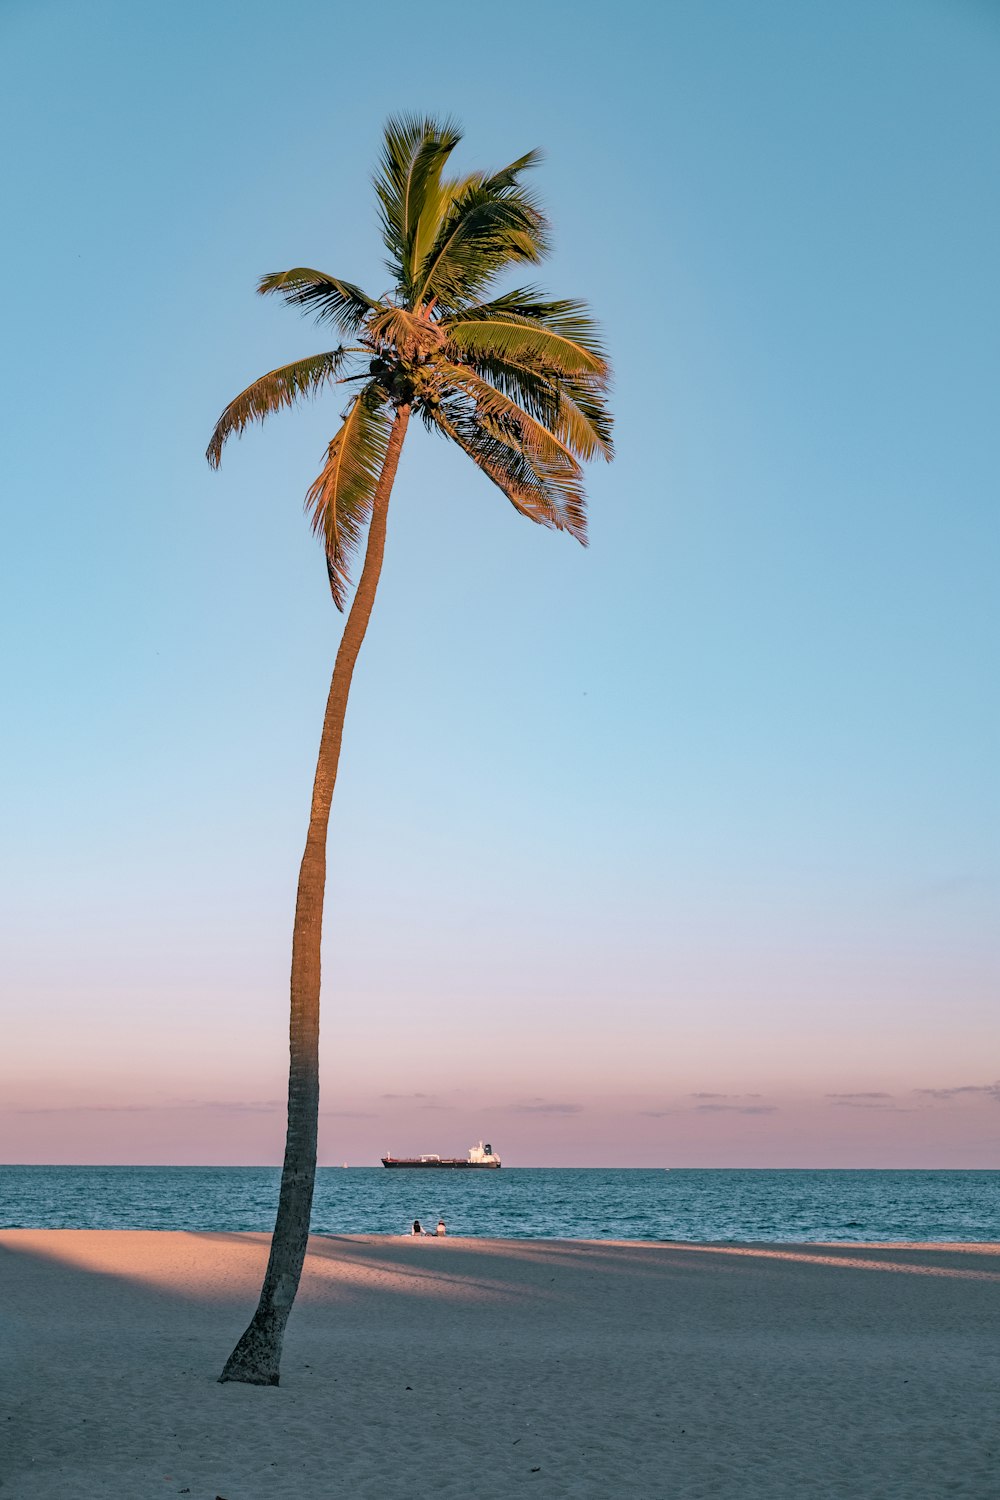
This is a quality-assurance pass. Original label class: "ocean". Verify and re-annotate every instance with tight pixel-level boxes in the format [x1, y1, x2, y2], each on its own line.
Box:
[2, 1166, 997, 1241]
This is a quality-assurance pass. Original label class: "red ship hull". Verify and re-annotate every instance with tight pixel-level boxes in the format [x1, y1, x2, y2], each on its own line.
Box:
[380, 1157, 501, 1169]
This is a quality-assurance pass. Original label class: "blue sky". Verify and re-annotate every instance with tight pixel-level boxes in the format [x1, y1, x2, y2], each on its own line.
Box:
[2, 0, 997, 1165]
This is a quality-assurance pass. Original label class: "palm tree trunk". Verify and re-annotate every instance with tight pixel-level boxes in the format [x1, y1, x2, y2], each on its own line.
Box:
[219, 403, 411, 1386]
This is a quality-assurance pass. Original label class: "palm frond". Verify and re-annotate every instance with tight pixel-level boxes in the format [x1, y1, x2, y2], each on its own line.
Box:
[257, 270, 377, 335]
[444, 295, 607, 376]
[481, 149, 544, 191]
[428, 395, 587, 542]
[434, 362, 585, 477]
[305, 384, 393, 609]
[408, 171, 478, 294]
[374, 115, 461, 289]
[555, 379, 614, 462]
[450, 285, 582, 322]
[445, 286, 611, 454]
[455, 351, 557, 418]
[454, 353, 613, 463]
[413, 176, 549, 311]
[206, 348, 358, 467]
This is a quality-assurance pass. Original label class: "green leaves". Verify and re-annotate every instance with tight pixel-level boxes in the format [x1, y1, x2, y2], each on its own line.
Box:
[431, 402, 588, 543]
[206, 117, 613, 604]
[436, 362, 584, 475]
[439, 285, 612, 469]
[205, 349, 354, 468]
[482, 149, 545, 192]
[372, 116, 549, 311]
[447, 314, 604, 375]
[304, 385, 393, 610]
[445, 288, 607, 374]
[412, 178, 548, 312]
[426, 368, 589, 544]
[555, 379, 614, 462]
[374, 114, 462, 295]
[257, 270, 377, 335]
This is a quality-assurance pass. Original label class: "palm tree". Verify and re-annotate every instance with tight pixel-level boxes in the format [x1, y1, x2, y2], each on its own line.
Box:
[206, 114, 612, 1386]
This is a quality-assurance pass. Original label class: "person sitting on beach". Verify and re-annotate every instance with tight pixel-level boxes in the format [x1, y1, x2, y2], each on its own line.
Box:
[410, 1218, 425, 1235]
[435, 1217, 446, 1236]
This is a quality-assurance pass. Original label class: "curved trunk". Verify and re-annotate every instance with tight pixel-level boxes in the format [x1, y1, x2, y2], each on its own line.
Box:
[220, 403, 411, 1386]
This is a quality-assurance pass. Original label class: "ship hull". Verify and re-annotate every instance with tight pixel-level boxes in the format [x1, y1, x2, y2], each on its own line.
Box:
[380, 1158, 501, 1169]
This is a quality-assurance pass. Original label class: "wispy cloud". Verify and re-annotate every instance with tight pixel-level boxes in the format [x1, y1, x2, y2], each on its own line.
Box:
[811, 1091, 917, 1112]
[914, 1082, 1000, 1102]
[199, 1099, 282, 1114]
[825, 1090, 917, 1112]
[828, 1100, 914, 1112]
[12, 1103, 154, 1115]
[691, 1092, 766, 1101]
[12, 1099, 282, 1115]
[641, 1095, 773, 1117]
[506, 1100, 582, 1115]
[826, 1092, 893, 1101]
[694, 1104, 777, 1115]
[377, 1091, 451, 1111]
[321, 1109, 376, 1119]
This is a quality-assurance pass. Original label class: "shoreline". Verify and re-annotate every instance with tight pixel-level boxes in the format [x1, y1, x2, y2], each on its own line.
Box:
[4, 1230, 998, 1498]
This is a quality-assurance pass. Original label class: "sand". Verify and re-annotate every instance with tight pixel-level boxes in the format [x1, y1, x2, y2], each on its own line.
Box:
[2, 1232, 998, 1498]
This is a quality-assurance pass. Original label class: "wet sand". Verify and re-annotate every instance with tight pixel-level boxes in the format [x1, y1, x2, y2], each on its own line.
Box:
[2, 1230, 997, 1498]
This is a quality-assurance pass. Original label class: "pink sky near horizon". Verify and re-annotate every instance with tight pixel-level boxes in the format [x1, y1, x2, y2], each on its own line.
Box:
[4, 889, 997, 1167]
[5, 1003, 998, 1166]
[3, 1088, 997, 1169]
[5, 868, 996, 1166]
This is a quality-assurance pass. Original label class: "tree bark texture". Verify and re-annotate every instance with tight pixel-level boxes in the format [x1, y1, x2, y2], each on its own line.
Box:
[219, 404, 411, 1385]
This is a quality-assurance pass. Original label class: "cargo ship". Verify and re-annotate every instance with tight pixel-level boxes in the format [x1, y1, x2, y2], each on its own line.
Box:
[381, 1141, 501, 1169]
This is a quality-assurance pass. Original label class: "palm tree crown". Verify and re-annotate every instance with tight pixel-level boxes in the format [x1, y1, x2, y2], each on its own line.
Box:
[207, 113, 612, 608]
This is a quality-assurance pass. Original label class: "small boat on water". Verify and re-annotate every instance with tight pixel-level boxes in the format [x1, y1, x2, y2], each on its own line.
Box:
[381, 1141, 501, 1169]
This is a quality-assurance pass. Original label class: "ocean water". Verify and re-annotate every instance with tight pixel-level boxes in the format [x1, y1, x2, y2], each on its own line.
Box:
[2, 1166, 998, 1241]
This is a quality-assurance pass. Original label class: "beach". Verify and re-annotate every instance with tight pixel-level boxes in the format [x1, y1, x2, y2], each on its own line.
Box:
[3, 1232, 997, 1498]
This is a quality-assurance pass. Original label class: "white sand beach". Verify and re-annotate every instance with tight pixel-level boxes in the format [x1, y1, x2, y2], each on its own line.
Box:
[2, 1231, 998, 1498]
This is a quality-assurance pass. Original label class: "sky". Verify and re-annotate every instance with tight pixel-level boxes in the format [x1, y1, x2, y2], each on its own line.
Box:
[1, 0, 997, 1167]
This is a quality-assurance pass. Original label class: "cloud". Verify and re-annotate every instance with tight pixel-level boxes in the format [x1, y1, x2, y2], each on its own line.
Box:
[637, 1109, 677, 1118]
[506, 1100, 582, 1115]
[827, 1098, 893, 1110]
[12, 1099, 282, 1115]
[321, 1109, 376, 1119]
[828, 1100, 909, 1111]
[197, 1100, 282, 1114]
[11, 1103, 154, 1115]
[914, 1082, 1000, 1102]
[691, 1092, 765, 1101]
[694, 1104, 777, 1115]
[826, 1090, 916, 1112]
[377, 1092, 451, 1111]
[827, 1092, 893, 1104]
